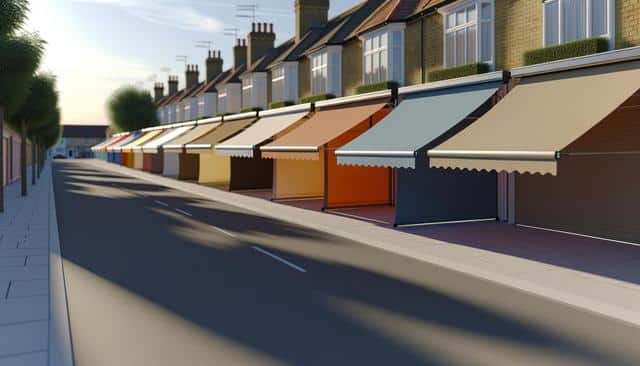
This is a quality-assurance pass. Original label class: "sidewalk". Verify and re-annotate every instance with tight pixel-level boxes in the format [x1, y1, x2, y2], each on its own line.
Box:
[87, 159, 640, 328]
[0, 165, 73, 366]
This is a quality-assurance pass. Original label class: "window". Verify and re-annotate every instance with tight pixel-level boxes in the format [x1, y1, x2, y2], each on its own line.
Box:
[271, 66, 285, 102]
[242, 77, 253, 109]
[441, 0, 493, 68]
[311, 52, 328, 95]
[362, 25, 404, 85]
[543, 0, 612, 46]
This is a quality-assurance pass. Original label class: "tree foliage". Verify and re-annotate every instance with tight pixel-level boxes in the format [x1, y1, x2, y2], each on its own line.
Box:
[0, 0, 29, 37]
[34, 107, 61, 148]
[9, 73, 58, 131]
[107, 87, 158, 132]
[0, 33, 45, 113]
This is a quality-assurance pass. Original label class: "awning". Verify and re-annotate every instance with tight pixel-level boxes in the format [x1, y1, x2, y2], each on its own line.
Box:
[163, 122, 221, 152]
[428, 60, 640, 175]
[91, 135, 121, 151]
[215, 107, 310, 158]
[121, 130, 164, 152]
[184, 117, 257, 153]
[141, 125, 194, 154]
[260, 99, 391, 160]
[336, 77, 503, 169]
[107, 132, 140, 152]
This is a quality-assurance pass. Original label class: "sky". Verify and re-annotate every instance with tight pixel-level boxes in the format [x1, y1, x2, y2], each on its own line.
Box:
[26, 0, 355, 126]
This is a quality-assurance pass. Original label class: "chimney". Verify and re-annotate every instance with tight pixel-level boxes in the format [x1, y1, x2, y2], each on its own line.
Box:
[185, 64, 199, 89]
[295, 0, 329, 42]
[168, 75, 178, 95]
[153, 82, 164, 102]
[206, 50, 223, 82]
[248, 23, 276, 65]
[233, 38, 248, 70]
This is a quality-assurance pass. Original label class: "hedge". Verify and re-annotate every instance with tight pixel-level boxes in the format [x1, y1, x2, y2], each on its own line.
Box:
[240, 107, 263, 113]
[355, 81, 398, 95]
[428, 63, 490, 82]
[523, 37, 609, 66]
[215, 112, 230, 117]
[269, 100, 295, 109]
[300, 93, 335, 104]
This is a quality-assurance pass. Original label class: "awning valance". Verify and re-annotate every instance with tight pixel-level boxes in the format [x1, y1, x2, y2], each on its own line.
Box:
[121, 130, 164, 152]
[215, 110, 310, 158]
[141, 126, 194, 154]
[184, 117, 257, 154]
[260, 100, 391, 160]
[429, 60, 640, 175]
[163, 123, 221, 152]
[336, 79, 503, 169]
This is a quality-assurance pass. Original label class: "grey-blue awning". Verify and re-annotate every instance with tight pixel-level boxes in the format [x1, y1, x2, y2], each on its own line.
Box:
[336, 75, 504, 169]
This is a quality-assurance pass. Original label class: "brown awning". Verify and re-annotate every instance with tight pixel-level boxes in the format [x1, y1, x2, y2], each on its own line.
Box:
[185, 117, 257, 153]
[260, 99, 391, 160]
[163, 122, 221, 152]
[429, 60, 640, 175]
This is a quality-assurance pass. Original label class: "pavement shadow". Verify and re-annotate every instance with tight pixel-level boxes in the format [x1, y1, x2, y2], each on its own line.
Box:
[399, 221, 640, 287]
[51, 161, 640, 366]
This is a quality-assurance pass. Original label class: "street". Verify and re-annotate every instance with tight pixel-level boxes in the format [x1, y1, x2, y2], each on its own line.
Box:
[52, 160, 640, 366]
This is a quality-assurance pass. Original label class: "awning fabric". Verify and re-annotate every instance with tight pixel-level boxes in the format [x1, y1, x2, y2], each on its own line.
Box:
[141, 126, 193, 154]
[429, 60, 640, 175]
[163, 123, 221, 152]
[108, 132, 140, 152]
[121, 130, 164, 152]
[102, 134, 130, 152]
[336, 81, 502, 169]
[261, 101, 390, 160]
[215, 111, 309, 158]
[185, 117, 257, 153]
[91, 135, 120, 151]
[133, 129, 173, 152]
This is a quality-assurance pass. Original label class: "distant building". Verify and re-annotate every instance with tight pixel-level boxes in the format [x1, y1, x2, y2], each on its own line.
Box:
[52, 125, 109, 158]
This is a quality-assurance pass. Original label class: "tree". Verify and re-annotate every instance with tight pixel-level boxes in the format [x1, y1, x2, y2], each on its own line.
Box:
[0, 0, 44, 210]
[32, 107, 60, 176]
[9, 73, 58, 196]
[107, 87, 158, 132]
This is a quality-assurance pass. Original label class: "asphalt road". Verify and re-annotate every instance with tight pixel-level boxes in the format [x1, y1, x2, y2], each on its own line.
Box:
[52, 160, 640, 366]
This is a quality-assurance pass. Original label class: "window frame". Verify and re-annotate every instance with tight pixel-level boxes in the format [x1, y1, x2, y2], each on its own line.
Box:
[542, 0, 615, 48]
[241, 75, 254, 110]
[310, 50, 328, 95]
[271, 65, 285, 103]
[360, 23, 405, 86]
[439, 0, 495, 69]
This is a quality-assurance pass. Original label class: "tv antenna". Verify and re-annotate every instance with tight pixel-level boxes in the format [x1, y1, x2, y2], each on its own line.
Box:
[196, 41, 213, 50]
[224, 27, 240, 40]
[236, 4, 258, 22]
[176, 55, 188, 67]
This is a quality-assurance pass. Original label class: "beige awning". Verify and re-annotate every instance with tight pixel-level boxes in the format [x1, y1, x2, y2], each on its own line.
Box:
[184, 117, 257, 154]
[162, 122, 221, 152]
[121, 130, 164, 152]
[428, 60, 640, 175]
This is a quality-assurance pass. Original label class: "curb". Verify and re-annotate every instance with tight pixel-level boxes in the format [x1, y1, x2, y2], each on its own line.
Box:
[84, 159, 640, 328]
[48, 164, 75, 366]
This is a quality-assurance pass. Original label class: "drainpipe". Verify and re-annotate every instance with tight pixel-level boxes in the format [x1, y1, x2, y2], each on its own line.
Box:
[420, 17, 425, 83]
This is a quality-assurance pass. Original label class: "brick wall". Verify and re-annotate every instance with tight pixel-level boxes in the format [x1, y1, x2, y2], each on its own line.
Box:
[405, 19, 423, 86]
[494, 0, 543, 70]
[617, 0, 640, 48]
[342, 39, 363, 96]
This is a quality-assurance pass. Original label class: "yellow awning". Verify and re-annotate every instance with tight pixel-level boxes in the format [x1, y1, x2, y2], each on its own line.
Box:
[429, 60, 640, 175]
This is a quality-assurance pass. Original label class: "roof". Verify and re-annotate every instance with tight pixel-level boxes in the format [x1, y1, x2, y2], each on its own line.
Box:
[196, 69, 233, 96]
[410, 0, 449, 17]
[244, 38, 296, 75]
[306, 0, 388, 53]
[349, 0, 422, 37]
[216, 65, 247, 88]
[268, 2, 370, 68]
[62, 125, 108, 138]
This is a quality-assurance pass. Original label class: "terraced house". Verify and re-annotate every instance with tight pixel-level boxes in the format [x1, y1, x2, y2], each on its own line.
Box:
[109, 0, 640, 244]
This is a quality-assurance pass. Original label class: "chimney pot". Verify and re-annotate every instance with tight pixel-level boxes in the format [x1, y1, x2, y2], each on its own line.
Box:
[270, 23, 274, 33]
[252, 22, 256, 32]
[263, 22, 268, 33]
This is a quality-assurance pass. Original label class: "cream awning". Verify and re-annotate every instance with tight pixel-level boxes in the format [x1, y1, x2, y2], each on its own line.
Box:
[141, 126, 194, 154]
[429, 60, 640, 175]
[120, 130, 164, 152]
[163, 122, 221, 152]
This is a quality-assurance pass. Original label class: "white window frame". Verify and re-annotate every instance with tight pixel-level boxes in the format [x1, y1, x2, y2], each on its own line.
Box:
[542, 0, 615, 48]
[439, 0, 495, 69]
[360, 23, 405, 86]
[310, 50, 328, 95]
[271, 66, 285, 103]
[309, 46, 342, 97]
[241, 76, 254, 110]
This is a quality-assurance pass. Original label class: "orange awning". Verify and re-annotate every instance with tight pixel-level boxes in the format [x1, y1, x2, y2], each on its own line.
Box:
[261, 99, 391, 160]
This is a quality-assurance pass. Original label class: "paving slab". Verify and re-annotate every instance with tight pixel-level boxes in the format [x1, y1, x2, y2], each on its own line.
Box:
[8, 280, 48, 299]
[0, 321, 48, 357]
[0, 297, 48, 325]
[0, 351, 47, 366]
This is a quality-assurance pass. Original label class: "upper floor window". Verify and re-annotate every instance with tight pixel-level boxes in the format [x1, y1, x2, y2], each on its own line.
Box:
[362, 25, 405, 85]
[441, 0, 494, 68]
[242, 77, 253, 109]
[311, 52, 328, 95]
[543, 0, 612, 47]
[271, 66, 285, 102]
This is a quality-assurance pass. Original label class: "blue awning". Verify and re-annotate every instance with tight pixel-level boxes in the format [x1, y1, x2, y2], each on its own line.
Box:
[336, 76, 504, 169]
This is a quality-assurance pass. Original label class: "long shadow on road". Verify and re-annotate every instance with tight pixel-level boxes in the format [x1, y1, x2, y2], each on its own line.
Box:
[53, 161, 640, 366]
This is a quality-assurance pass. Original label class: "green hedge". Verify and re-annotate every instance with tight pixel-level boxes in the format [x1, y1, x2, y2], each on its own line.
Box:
[215, 112, 230, 117]
[269, 100, 295, 109]
[300, 93, 335, 104]
[428, 63, 490, 82]
[524, 37, 609, 66]
[240, 107, 263, 113]
[355, 81, 399, 95]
